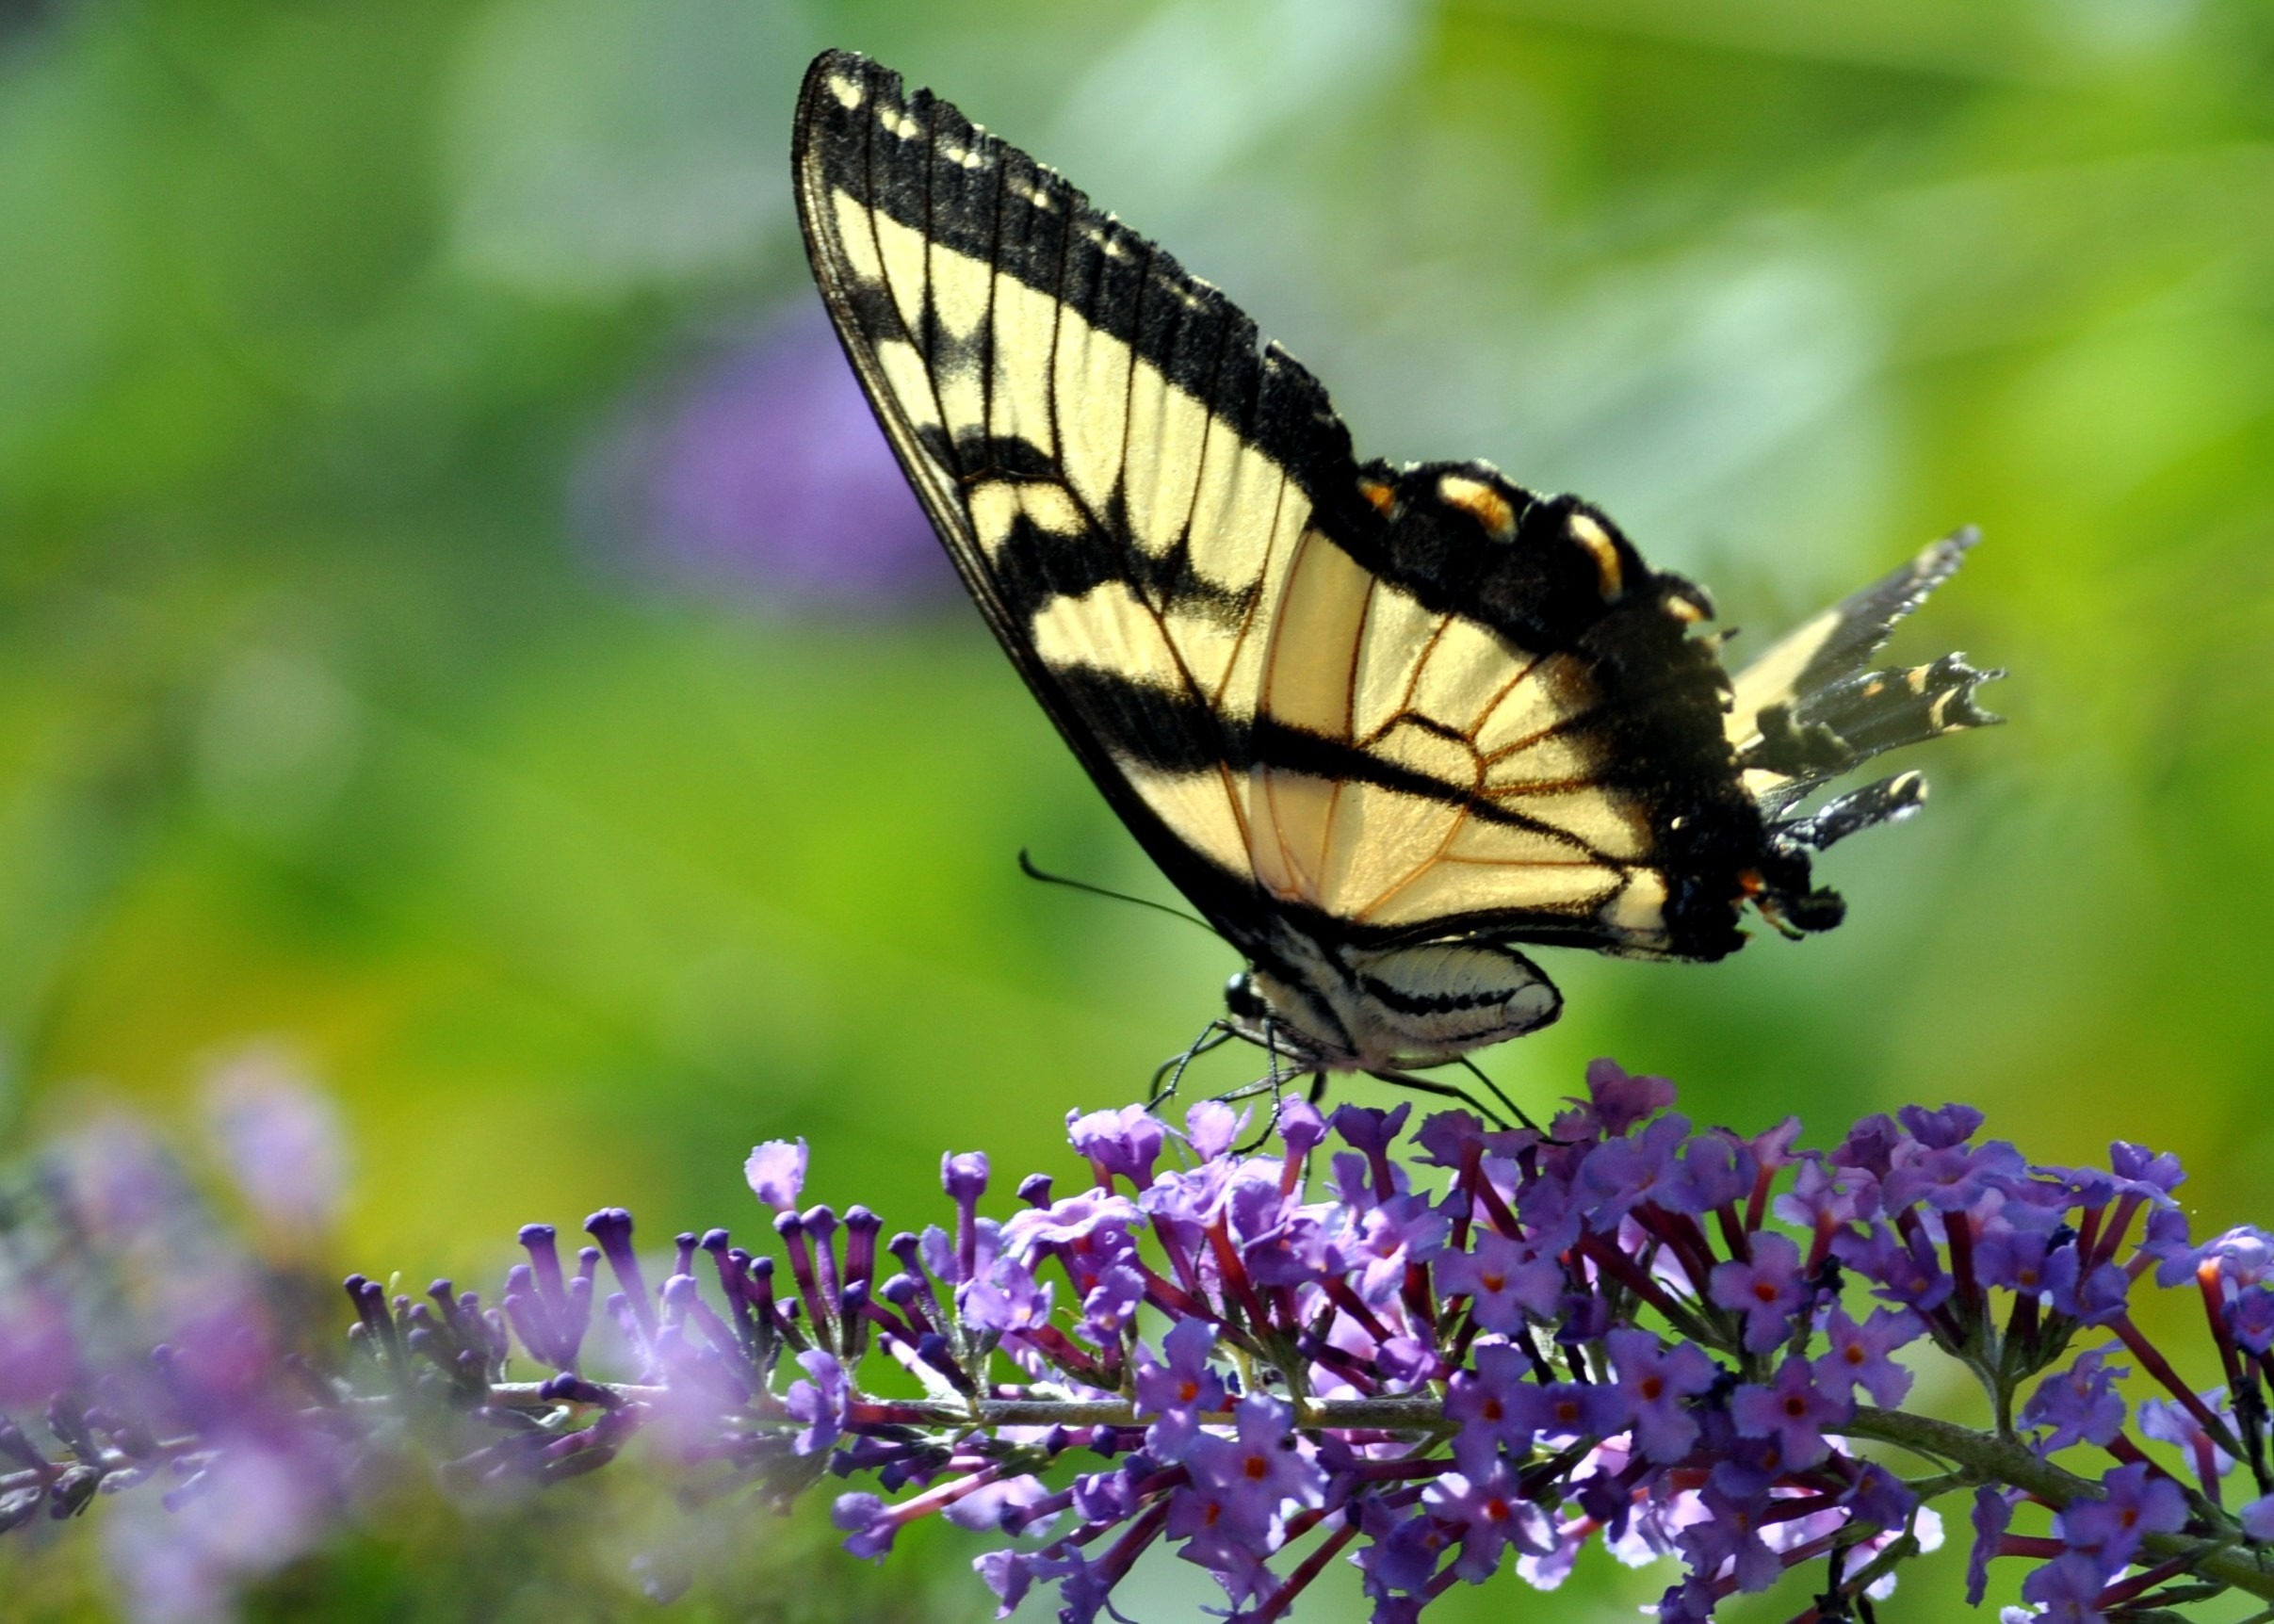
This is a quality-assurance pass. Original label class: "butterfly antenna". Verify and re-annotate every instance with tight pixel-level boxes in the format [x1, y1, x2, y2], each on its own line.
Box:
[1016, 850, 1214, 933]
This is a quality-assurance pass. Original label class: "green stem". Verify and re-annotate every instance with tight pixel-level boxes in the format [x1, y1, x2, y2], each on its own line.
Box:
[1846, 1407, 2274, 1602]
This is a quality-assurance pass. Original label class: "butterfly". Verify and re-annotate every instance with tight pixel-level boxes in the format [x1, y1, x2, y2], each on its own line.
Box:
[792, 48, 2000, 1104]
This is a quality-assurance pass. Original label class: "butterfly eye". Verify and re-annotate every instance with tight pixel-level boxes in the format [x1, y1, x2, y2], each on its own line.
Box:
[1224, 973, 1267, 1022]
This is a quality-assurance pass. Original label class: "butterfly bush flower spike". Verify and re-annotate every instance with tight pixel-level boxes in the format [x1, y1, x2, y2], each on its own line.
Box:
[14, 1057, 2274, 1622]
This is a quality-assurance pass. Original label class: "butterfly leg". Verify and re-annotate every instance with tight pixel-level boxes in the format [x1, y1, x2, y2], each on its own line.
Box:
[1363, 1067, 1514, 1129]
[1218, 1020, 1300, 1154]
[1149, 1020, 1236, 1109]
[1306, 1072, 1328, 1108]
[1454, 1056, 1543, 1135]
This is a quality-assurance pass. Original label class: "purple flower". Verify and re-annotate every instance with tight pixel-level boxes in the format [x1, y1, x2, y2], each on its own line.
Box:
[832, 1491, 897, 1558]
[2228, 1288, 2274, 1355]
[1133, 1317, 1227, 1460]
[941, 1151, 990, 1203]
[1344, 1193, 1449, 1304]
[1065, 1106, 1164, 1189]
[1183, 1393, 1325, 1530]
[1675, 1485, 1781, 1593]
[1332, 1102, 1412, 1160]
[997, 1191, 1141, 1298]
[1422, 1461, 1554, 1583]
[1183, 1099, 1247, 1161]
[1437, 1227, 1564, 1333]
[2139, 1392, 2235, 1482]
[1567, 1057, 1678, 1139]
[1358, 1496, 1454, 1598]
[1070, 1466, 1141, 1524]
[1606, 1328, 1717, 1464]
[1665, 1130, 1757, 1216]
[1880, 1134, 2025, 1214]
[1729, 1356, 1848, 1469]
[1079, 1266, 1144, 1347]
[974, 1547, 1037, 1616]
[2107, 1142, 2185, 1199]
[24, 1055, 2274, 1624]
[1578, 1114, 1690, 1228]
[1974, 1225, 2061, 1296]
[2056, 1462, 2188, 1570]
[1414, 1110, 1486, 1169]
[2144, 1209, 2203, 1287]
[1968, 1486, 2012, 1604]
[1533, 1380, 1632, 1445]
[2199, 1226, 2274, 1289]
[743, 1139, 808, 1213]
[1832, 1221, 1955, 1313]
[942, 1473, 1057, 1535]
[1445, 1344, 1537, 1474]
[1831, 1114, 1904, 1177]
[1748, 1117, 1803, 1175]
[1773, 1155, 1880, 1229]
[2022, 1349, 2130, 1452]
[2239, 1492, 2274, 1540]
[1239, 1208, 1349, 1290]
[1708, 1230, 1809, 1354]
[2043, 1249, 2130, 1324]
[1898, 1103, 1985, 1148]
[958, 1256, 1053, 1337]
[1812, 1305, 1922, 1406]
[1275, 1097, 1329, 1160]
[2020, 1550, 2116, 1619]
[784, 1349, 851, 1454]
[1841, 1460, 1918, 1530]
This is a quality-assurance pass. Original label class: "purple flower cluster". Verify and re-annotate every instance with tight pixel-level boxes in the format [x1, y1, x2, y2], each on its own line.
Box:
[8, 1064, 2274, 1622]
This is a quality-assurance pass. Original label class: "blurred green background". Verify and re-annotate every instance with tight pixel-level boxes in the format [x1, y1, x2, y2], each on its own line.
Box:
[3, 0, 2271, 1617]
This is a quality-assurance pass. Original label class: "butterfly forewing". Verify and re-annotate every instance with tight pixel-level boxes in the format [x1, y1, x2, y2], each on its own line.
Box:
[799, 51, 1357, 940]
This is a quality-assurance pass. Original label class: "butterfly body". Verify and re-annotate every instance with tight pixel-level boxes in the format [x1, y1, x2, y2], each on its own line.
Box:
[792, 50, 2000, 1078]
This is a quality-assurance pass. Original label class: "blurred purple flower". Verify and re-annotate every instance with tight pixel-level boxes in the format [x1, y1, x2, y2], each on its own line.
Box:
[200, 1047, 349, 1234]
[106, 1443, 331, 1624]
[0, 1284, 76, 1412]
[584, 301, 952, 609]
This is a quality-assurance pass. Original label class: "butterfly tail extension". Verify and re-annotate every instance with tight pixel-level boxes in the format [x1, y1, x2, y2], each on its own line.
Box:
[1724, 529, 2003, 937]
[1731, 528, 2003, 816]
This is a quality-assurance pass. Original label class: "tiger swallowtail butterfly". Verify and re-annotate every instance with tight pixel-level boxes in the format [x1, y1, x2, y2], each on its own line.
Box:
[792, 49, 2001, 1098]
